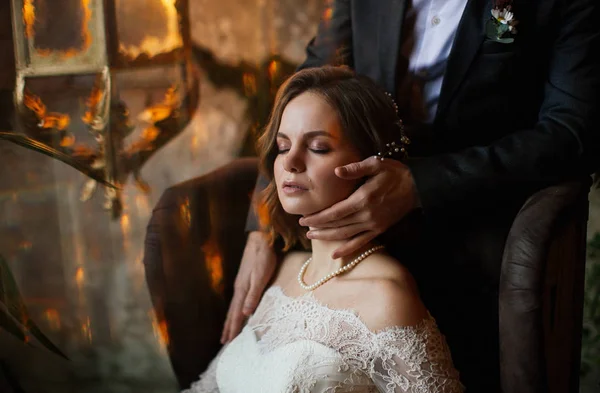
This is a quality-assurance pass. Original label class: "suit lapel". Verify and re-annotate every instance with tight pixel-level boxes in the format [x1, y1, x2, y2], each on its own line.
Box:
[435, 0, 493, 123]
[378, 0, 408, 96]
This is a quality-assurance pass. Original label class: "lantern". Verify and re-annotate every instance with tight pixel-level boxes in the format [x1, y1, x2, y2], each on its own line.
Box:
[9, 0, 199, 217]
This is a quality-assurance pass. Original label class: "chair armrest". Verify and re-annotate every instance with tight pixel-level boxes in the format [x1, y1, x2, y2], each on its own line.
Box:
[499, 178, 591, 393]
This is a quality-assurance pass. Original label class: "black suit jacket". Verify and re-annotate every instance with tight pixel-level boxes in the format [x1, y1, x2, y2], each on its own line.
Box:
[247, 0, 599, 228]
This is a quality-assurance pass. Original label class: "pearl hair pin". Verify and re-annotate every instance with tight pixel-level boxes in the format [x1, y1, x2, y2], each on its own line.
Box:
[378, 92, 410, 161]
[297, 245, 386, 291]
[377, 141, 404, 161]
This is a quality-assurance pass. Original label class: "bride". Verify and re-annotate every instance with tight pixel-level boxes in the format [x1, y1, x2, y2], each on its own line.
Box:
[183, 66, 463, 392]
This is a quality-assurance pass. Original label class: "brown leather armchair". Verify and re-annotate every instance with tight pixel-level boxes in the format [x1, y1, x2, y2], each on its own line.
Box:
[143, 157, 589, 393]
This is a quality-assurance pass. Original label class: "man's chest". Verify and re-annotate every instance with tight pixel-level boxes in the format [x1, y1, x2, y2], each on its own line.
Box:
[350, 0, 555, 115]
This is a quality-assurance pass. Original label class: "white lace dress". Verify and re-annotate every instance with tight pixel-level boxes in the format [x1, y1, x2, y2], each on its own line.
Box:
[183, 286, 463, 393]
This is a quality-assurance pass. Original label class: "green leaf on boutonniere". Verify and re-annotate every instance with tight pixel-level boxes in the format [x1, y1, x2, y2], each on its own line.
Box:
[486, 19, 500, 39]
[485, 19, 515, 43]
[496, 37, 515, 44]
[498, 23, 510, 35]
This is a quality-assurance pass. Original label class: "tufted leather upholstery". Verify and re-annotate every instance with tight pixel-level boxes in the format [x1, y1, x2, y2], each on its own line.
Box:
[143, 158, 589, 392]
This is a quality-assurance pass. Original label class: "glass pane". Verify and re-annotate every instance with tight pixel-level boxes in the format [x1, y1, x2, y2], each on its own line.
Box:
[114, 0, 184, 67]
[30, 0, 90, 55]
[11, 0, 107, 75]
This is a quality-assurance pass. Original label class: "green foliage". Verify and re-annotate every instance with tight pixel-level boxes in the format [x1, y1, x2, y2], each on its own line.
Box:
[582, 233, 600, 377]
[485, 19, 515, 44]
[0, 254, 68, 360]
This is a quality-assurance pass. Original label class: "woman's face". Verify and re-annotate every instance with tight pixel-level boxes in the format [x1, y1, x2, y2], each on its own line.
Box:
[274, 92, 363, 216]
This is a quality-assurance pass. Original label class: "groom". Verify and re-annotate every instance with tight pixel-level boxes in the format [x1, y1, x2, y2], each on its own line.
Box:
[222, 0, 599, 390]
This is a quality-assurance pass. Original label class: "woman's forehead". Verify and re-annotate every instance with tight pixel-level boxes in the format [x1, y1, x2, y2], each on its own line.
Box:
[279, 92, 342, 138]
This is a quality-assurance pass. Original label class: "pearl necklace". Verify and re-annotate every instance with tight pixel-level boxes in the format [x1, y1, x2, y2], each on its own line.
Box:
[297, 245, 385, 291]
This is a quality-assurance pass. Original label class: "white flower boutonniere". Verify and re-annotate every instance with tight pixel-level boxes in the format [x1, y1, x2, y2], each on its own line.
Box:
[486, 1, 519, 43]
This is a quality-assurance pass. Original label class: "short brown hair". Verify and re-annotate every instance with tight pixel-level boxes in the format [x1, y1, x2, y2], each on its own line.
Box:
[256, 66, 401, 251]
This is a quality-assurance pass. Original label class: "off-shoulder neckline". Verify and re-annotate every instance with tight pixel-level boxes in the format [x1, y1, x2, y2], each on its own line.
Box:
[262, 285, 436, 337]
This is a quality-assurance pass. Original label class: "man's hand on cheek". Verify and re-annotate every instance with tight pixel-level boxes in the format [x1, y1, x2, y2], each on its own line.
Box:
[298, 156, 421, 258]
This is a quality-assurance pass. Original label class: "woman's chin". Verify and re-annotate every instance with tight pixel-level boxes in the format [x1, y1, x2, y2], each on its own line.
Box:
[281, 203, 320, 217]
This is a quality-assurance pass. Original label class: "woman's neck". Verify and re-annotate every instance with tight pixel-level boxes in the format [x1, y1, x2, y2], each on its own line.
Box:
[304, 236, 380, 280]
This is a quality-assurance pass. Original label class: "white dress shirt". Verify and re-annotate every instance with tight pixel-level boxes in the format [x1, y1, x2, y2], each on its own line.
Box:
[400, 0, 469, 123]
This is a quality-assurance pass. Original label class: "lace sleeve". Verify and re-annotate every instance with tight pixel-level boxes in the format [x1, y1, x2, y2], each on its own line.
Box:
[181, 345, 227, 393]
[369, 317, 464, 393]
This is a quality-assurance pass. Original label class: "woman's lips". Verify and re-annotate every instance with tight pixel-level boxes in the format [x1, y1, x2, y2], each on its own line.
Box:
[282, 181, 308, 194]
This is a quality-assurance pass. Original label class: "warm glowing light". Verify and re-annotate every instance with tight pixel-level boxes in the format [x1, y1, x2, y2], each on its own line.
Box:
[135, 195, 150, 215]
[39, 113, 71, 130]
[323, 6, 333, 22]
[140, 126, 159, 142]
[75, 267, 85, 286]
[138, 87, 178, 124]
[268, 60, 279, 80]
[118, 0, 183, 60]
[23, 92, 47, 117]
[120, 213, 131, 251]
[60, 134, 76, 147]
[44, 308, 61, 330]
[81, 317, 93, 342]
[150, 312, 170, 348]
[81, 0, 93, 53]
[202, 238, 224, 294]
[23, 0, 35, 38]
[120, 214, 130, 234]
[23, 92, 71, 130]
[82, 84, 103, 125]
[243, 72, 257, 96]
[180, 197, 191, 228]
[138, 108, 171, 124]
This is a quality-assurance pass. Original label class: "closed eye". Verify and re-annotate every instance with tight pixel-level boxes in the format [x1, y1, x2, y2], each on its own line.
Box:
[310, 148, 331, 154]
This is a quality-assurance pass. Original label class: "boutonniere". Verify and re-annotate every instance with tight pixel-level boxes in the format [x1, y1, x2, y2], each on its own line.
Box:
[486, 1, 519, 43]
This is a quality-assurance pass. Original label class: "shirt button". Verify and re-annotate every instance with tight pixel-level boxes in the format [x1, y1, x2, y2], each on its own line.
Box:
[432, 16, 441, 26]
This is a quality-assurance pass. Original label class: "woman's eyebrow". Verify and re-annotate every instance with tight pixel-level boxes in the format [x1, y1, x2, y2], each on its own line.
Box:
[276, 130, 336, 140]
[305, 130, 335, 139]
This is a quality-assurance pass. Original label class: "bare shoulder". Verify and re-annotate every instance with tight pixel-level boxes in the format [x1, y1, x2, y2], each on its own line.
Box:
[353, 254, 429, 332]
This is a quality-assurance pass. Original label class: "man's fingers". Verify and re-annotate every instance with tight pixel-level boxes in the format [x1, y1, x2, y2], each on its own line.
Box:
[332, 231, 377, 259]
[221, 307, 234, 343]
[307, 223, 367, 241]
[226, 300, 246, 343]
[299, 195, 362, 227]
[301, 211, 363, 229]
[221, 287, 246, 343]
[221, 306, 236, 343]
[243, 280, 266, 316]
[335, 156, 380, 179]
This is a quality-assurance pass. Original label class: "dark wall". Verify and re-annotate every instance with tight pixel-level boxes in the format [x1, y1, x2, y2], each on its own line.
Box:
[0, 2, 15, 91]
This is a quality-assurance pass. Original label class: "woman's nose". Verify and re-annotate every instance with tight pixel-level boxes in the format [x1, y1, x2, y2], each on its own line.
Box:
[283, 149, 306, 173]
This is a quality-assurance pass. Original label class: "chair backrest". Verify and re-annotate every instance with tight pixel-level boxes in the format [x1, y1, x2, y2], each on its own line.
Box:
[143, 158, 259, 389]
